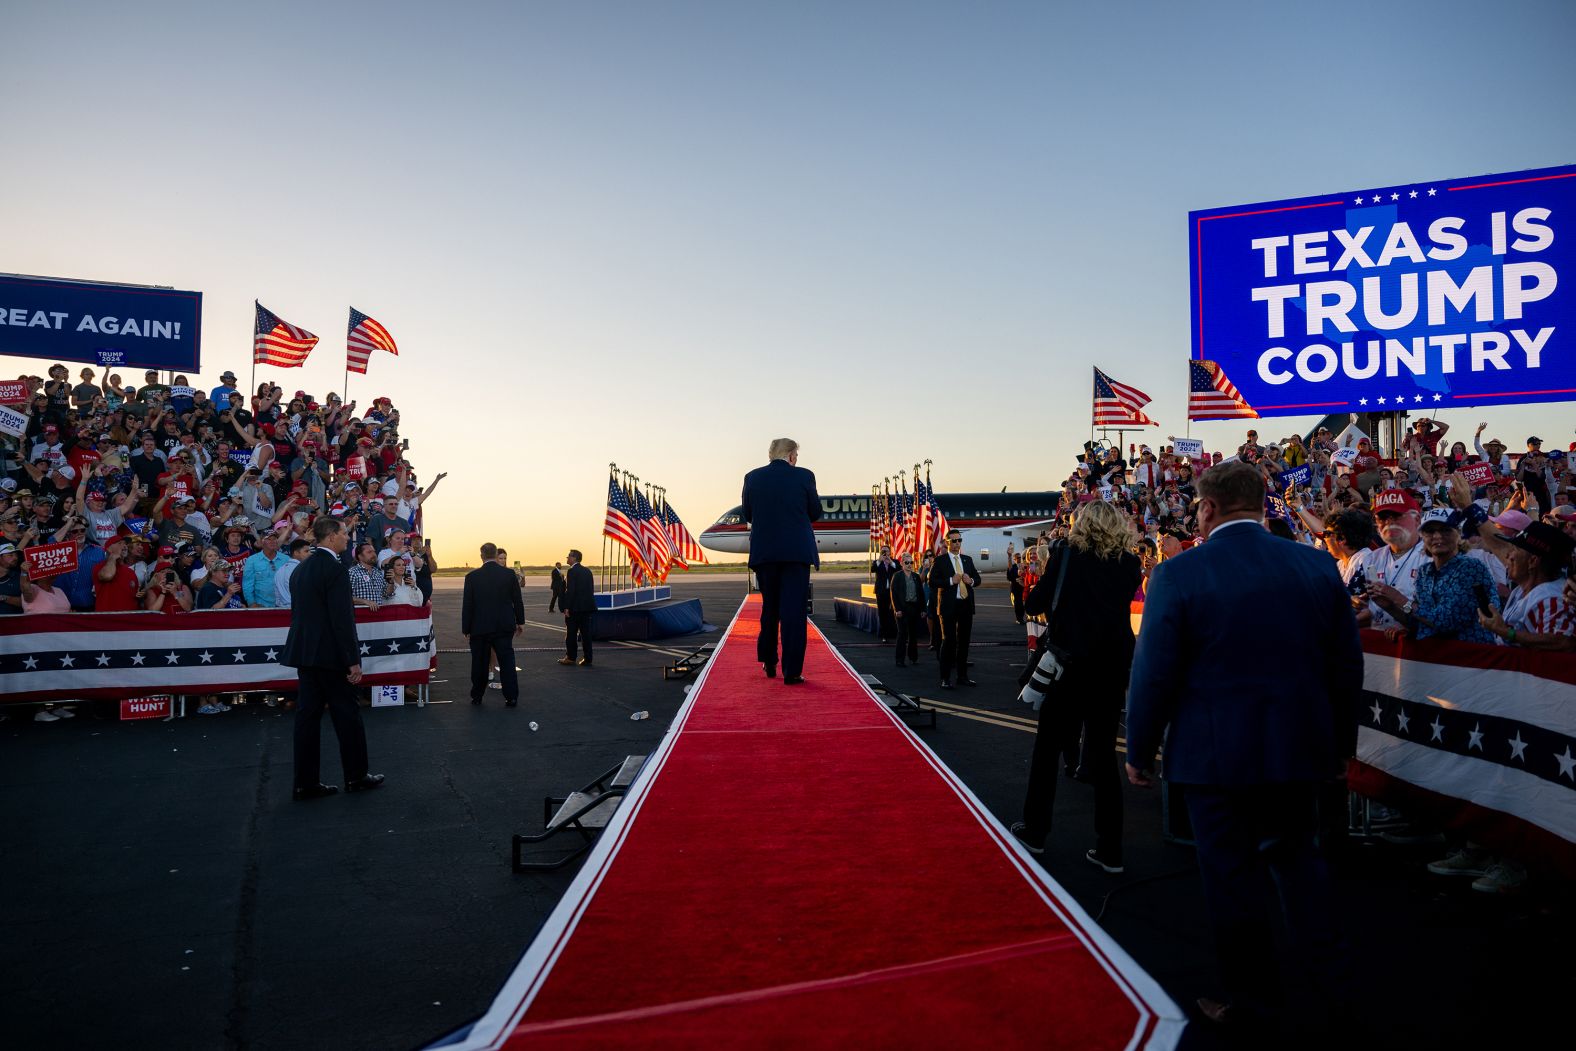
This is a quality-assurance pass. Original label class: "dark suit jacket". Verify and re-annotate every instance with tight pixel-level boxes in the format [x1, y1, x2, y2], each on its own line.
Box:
[550, 567, 566, 596]
[1126, 522, 1364, 786]
[870, 558, 898, 594]
[564, 562, 597, 613]
[280, 548, 360, 670]
[741, 458, 821, 568]
[1025, 545, 1143, 672]
[462, 561, 524, 636]
[928, 553, 982, 616]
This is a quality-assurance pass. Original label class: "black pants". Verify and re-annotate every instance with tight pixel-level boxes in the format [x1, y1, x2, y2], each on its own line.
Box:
[754, 562, 810, 677]
[293, 666, 370, 790]
[565, 611, 594, 661]
[549, 589, 564, 612]
[1021, 678, 1123, 862]
[1184, 783, 1349, 1026]
[938, 607, 973, 682]
[1010, 584, 1024, 623]
[470, 631, 518, 701]
[894, 601, 924, 662]
[875, 588, 896, 640]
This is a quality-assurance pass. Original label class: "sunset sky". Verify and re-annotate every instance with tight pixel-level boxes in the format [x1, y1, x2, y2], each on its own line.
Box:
[3, 1, 1574, 564]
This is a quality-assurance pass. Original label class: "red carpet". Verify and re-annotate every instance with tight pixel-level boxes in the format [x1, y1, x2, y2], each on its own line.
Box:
[450, 597, 1183, 1049]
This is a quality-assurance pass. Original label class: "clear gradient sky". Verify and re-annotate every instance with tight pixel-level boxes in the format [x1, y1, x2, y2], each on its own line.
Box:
[4, 1, 1574, 564]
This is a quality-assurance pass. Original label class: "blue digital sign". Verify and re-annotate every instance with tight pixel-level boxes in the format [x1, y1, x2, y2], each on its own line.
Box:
[0, 274, 202, 372]
[1189, 164, 1576, 418]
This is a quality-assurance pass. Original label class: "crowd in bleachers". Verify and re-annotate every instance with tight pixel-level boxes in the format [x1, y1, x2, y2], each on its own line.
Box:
[0, 363, 446, 718]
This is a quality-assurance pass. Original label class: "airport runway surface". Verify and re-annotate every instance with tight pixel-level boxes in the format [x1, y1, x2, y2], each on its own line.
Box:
[1, 573, 1568, 1049]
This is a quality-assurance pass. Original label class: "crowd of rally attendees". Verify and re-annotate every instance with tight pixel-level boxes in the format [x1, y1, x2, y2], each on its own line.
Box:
[0, 364, 445, 717]
[997, 417, 1576, 896]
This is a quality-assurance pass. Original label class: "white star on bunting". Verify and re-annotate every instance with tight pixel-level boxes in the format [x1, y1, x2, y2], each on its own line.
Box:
[387, 641, 401, 653]
[1429, 716, 1444, 742]
[1377, 397, 1386, 405]
[1370, 700, 1384, 724]
[1557, 747, 1576, 781]
[1371, 195, 1381, 203]
[1390, 192, 1399, 201]
[231, 650, 247, 662]
[166, 652, 180, 664]
[1432, 394, 1441, 402]
[1359, 398, 1368, 406]
[23, 656, 38, 669]
[263, 649, 278, 661]
[1427, 188, 1436, 196]
[96, 654, 111, 666]
[1409, 190, 1418, 198]
[1509, 732, 1528, 762]
[1353, 197, 1364, 206]
[359, 643, 371, 655]
[1396, 709, 1411, 733]
[199, 651, 213, 664]
[59, 654, 75, 668]
[130, 653, 145, 666]
[1468, 723, 1484, 751]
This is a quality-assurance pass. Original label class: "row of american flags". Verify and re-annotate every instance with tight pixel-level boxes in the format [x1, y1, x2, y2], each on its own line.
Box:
[1092, 360, 1258, 427]
[871, 464, 950, 562]
[602, 470, 709, 583]
[254, 301, 400, 375]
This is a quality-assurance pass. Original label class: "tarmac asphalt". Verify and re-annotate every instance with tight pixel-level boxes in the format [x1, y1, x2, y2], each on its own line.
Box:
[1, 573, 1569, 1049]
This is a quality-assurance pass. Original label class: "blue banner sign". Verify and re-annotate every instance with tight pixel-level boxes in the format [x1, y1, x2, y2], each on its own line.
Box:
[1278, 464, 1312, 490]
[0, 274, 202, 371]
[1190, 164, 1576, 417]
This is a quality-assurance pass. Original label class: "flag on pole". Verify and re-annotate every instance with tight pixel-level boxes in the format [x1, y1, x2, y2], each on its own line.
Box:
[662, 497, 709, 565]
[914, 474, 933, 557]
[1092, 367, 1157, 427]
[890, 485, 911, 561]
[602, 475, 646, 573]
[1188, 359, 1260, 420]
[633, 487, 673, 583]
[254, 302, 318, 368]
[346, 308, 399, 375]
[926, 472, 950, 553]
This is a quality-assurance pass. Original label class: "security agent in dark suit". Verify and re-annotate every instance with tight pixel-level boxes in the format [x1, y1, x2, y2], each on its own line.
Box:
[462, 541, 525, 706]
[889, 554, 925, 665]
[559, 549, 597, 666]
[1125, 462, 1363, 1034]
[870, 545, 898, 640]
[928, 532, 981, 687]
[741, 437, 821, 683]
[548, 562, 566, 612]
[281, 516, 383, 799]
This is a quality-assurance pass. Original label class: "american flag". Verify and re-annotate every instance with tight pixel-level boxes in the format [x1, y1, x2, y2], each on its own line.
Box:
[926, 479, 950, 554]
[1092, 367, 1156, 427]
[253, 301, 319, 368]
[891, 485, 914, 560]
[602, 476, 646, 574]
[914, 475, 934, 556]
[1188, 359, 1259, 420]
[633, 486, 673, 583]
[346, 307, 399, 375]
[662, 497, 709, 565]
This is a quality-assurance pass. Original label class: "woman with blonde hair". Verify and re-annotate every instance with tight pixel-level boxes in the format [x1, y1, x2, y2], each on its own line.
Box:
[1010, 499, 1143, 873]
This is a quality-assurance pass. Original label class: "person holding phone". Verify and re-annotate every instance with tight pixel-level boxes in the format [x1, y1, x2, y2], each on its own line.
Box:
[1368, 508, 1498, 642]
[1477, 523, 1576, 650]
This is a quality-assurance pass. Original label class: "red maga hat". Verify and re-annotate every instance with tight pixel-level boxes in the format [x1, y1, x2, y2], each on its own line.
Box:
[1371, 489, 1420, 514]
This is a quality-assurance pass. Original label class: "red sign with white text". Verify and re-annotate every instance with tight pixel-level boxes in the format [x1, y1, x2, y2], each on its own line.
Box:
[120, 695, 173, 721]
[24, 540, 79, 578]
[345, 457, 368, 481]
[0, 380, 27, 404]
[1458, 462, 1497, 488]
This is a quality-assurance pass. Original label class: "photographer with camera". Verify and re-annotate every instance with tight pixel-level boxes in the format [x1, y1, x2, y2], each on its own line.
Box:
[1009, 500, 1143, 875]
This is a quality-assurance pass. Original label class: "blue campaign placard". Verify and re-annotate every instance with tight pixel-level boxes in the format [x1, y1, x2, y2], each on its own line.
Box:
[0, 274, 202, 371]
[1189, 164, 1576, 418]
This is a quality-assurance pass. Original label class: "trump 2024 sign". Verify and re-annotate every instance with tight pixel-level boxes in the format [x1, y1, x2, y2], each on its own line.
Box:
[1189, 163, 1576, 418]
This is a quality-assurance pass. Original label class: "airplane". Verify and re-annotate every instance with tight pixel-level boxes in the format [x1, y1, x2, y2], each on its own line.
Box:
[699, 491, 1063, 573]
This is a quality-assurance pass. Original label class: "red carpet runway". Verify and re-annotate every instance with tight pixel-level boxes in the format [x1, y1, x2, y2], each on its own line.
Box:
[442, 597, 1184, 1049]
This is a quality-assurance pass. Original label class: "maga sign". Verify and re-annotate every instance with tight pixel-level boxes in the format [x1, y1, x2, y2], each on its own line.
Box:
[1190, 164, 1576, 417]
[0, 274, 202, 371]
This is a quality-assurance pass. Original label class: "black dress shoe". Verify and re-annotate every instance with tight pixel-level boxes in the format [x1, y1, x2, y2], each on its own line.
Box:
[961, 678, 979, 687]
[896, 659, 906, 667]
[470, 697, 483, 705]
[577, 658, 591, 666]
[293, 783, 338, 801]
[764, 664, 776, 679]
[504, 699, 518, 708]
[939, 680, 954, 689]
[345, 773, 386, 793]
[783, 675, 804, 685]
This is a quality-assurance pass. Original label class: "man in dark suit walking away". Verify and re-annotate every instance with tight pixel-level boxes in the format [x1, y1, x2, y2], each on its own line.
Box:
[463, 541, 525, 706]
[928, 531, 981, 688]
[741, 438, 821, 684]
[548, 561, 566, 612]
[559, 549, 597, 666]
[1126, 462, 1362, 1036]
[889, 554, 926, 666]
[282, 517, 383, 800]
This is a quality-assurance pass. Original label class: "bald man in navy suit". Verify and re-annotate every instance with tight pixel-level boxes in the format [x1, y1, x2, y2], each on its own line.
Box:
[741, 437, 821, 684]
